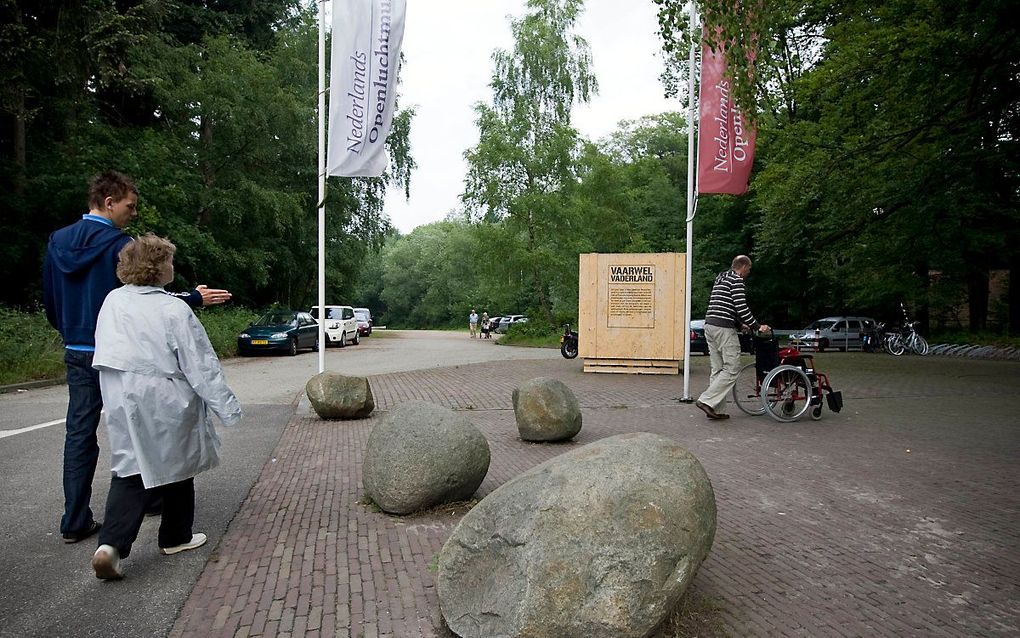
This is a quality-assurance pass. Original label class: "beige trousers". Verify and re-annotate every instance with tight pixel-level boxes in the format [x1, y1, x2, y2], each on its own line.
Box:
[698, 324, 742, 411]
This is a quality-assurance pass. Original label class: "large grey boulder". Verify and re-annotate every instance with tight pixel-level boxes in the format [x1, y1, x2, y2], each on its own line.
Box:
[512, 377, 582, 442]
[305, 372, 374, 419]
[363, 401, 490, 515]
[437, 432, 716, 638]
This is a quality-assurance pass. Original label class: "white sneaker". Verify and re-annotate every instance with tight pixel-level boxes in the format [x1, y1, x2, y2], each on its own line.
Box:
[160, 533, 207, 555]
[92, 544, 123, 580]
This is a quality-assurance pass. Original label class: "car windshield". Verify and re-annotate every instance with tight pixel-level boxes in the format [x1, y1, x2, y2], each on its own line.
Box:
[354, 310, 369, 321]
[254, 312, 297, 327]
[805, 320, 836, 330]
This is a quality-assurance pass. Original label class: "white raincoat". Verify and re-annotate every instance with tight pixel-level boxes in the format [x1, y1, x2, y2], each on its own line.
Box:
[93, 285, 242, 488]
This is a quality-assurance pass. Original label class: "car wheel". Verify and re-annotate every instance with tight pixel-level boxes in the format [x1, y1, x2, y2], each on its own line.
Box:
[339, 332, 347, 348]
[287, 338, 298, 356]
[352, 331, 360, 345]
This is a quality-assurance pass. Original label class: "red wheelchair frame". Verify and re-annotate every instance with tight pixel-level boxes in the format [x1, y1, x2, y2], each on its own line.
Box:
[732, 333, 843, 422]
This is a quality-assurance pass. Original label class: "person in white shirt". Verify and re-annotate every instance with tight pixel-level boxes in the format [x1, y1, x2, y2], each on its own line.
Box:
[89, 234, 242, 580]
[469, 309, 479, 338]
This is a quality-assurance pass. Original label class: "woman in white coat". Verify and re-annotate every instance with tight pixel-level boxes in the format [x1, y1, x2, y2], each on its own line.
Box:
[90, 234, 241, 580]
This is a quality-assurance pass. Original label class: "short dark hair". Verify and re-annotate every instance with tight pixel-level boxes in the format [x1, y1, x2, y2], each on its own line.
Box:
[87, 171, 137, 209]
[117, 233, 175, 286]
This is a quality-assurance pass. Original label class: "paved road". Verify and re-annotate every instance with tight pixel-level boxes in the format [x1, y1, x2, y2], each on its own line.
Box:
[5, 336, 1019, 637]
[170, 350, 1020, 638]
[0, 331, 553, 638]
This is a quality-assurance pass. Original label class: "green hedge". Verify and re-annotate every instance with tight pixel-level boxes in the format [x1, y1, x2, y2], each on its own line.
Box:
[0, 308, 66, 385]
[0, 305, 260, 386]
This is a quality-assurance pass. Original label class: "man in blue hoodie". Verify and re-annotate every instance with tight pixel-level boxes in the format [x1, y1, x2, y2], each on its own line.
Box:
[43, 171, 231, 543]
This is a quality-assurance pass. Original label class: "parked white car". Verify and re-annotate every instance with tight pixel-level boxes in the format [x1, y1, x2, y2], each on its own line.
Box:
[495, 314, 528, 334]
[309, 305, 360, 347]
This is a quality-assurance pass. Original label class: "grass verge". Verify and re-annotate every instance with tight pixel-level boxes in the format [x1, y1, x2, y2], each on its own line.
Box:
[0, 308, 65, 385]
[0, 305, 259, 386]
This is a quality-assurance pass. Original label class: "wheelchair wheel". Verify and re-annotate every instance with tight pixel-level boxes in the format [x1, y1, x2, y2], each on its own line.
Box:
[732, 363, 767, 416]
[810, 406, 823, 420]
[762, 365, 812, 423]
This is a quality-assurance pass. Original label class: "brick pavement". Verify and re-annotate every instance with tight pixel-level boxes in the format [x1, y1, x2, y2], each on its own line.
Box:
[169, 354, 1020, 637]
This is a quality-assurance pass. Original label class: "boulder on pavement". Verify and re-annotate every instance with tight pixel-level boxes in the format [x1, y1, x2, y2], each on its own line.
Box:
[437, 432, 716, 638]
[305, 372, 375, 419]
[363, 400, 490, 515]
[512, 377, 582, 442]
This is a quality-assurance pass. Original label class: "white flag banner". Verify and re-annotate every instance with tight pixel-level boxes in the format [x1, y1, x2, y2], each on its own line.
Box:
[327, 0, 407, 177]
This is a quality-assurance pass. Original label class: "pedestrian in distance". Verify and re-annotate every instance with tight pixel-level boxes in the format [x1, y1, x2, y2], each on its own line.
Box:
[90, 234, 242, 580]
[480, 312, 490, 339]
[696, 255, 770, 420]
[469, 309, 479, 338]
[42, 170, 231, 544]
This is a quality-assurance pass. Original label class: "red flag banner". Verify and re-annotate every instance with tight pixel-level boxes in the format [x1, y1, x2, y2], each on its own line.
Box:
[698, 37, 756, 195]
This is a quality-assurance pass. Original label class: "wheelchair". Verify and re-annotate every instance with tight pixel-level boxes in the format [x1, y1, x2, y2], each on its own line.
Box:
[731, 331, 843, 422]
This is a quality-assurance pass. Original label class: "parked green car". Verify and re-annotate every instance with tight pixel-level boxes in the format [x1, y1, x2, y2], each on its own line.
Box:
[237, 310, 319, 356]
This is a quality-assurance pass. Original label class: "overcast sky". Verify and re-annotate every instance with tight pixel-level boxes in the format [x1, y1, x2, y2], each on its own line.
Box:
[379, 0, 678, 233]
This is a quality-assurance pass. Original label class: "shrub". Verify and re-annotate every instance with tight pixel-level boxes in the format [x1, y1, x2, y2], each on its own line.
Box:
[0, 308, 66, 385]
[196, 306, 261, 357]
[0, 305, 260, 387]
[507, 318, 557, 338]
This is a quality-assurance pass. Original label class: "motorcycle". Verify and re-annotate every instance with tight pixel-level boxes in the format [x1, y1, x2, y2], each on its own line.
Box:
[560, 324, 578, 359]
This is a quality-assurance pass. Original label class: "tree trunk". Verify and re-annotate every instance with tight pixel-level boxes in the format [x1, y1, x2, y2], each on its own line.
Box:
[10, 6, 26, 197]
[1009, 252, 1020, 334]
[966, 268, 989, 333]
[198, 113, 214, 225]
[13, 89, 26, 197]
[914, 258, 930, 334]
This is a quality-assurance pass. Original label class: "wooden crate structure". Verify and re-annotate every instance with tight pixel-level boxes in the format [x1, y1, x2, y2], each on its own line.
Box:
[578, 253, 686, 374]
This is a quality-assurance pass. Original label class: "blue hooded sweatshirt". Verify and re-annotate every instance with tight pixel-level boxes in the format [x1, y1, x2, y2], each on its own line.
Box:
[43, 215, 134, 350]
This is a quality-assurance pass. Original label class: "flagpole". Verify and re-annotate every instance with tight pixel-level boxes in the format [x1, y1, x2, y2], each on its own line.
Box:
[317, 0, 327, 374]
[682, 2, 699, 402]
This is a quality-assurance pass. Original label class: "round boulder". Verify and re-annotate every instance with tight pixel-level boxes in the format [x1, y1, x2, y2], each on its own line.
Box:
[437, 432, 716, 638]
[306, 372, 375, 419]
[363, 401, 490, 515]
[512, 377, 582, 442]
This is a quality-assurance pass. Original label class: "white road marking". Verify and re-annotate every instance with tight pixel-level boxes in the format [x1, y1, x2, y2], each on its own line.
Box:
[0, 418, 66, 440]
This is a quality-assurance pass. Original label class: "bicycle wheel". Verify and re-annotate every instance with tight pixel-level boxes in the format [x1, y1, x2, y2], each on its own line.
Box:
[762, 365, 812, 422]
[885, 334, 905, 356]
[908, 333, 929, 356]
[732, 363, 767, 416]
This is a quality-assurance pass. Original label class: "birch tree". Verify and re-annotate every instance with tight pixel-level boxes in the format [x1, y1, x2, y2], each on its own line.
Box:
[462, 0, 597, 324]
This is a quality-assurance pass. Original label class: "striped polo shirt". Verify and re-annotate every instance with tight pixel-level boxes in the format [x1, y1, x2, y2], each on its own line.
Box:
[704, 270, 759, 331]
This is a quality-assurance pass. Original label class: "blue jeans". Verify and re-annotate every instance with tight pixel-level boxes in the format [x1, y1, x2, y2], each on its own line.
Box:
[61, 349, 102, 535]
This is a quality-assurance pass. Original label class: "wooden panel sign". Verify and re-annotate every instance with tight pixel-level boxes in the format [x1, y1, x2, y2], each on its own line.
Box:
[578, 253, 686, 374]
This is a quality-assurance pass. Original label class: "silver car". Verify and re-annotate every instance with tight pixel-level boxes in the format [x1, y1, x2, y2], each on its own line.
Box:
[789, 316, 877, 352]
[495, 314, 527, 334]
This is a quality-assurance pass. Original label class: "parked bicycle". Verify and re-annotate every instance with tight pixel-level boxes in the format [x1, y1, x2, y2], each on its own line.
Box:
[884, 303, 928, 356]
[879, 321, 906, 356]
